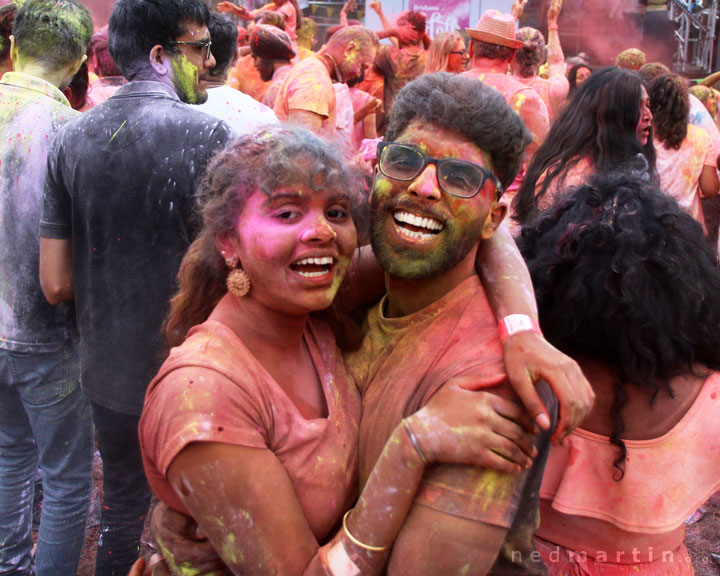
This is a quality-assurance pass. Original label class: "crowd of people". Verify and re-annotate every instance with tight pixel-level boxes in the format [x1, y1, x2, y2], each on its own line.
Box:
[0, 0, 718, 575]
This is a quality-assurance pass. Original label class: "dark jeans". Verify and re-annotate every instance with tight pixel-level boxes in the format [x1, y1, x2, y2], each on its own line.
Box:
[0, 345, 93, 576]
[92, 402, 151, 576]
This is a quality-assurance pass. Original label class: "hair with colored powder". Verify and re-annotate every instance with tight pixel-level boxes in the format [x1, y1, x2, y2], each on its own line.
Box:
[12, 0, 92, 70]
[648, 73, 689, 150]
[207, 12, 238, 77]
[0, 3, 17, 66]
[386, 72, 531, 190]
[108, 0, 210, 81]
[165, 125, 366, 348]
[616, 47, 646, 70]
[637, 61, 670, 84]
[88, 26, 122, 77]
[425, 31, 464, 74]
[515, 67, 657, 224]
[395, 9, 425, 44]
[513, 27, 545, 77]
[689, 83, 713, 103]
[326, 25, 379, 55]
[296, 17, 317, 49]
[470, 38, 515, 62]
[518, 170, 720, 479]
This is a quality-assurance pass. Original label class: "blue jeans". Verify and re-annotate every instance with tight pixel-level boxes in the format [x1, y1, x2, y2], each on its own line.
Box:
[92, 402, 151, 576]
[0, 345, 93, 576]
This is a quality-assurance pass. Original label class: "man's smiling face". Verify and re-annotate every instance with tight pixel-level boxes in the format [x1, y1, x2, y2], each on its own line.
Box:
[370, 119, 503, 280]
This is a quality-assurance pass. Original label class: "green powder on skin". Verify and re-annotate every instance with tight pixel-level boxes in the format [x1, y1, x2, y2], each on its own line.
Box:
[171, 54, 199, 104]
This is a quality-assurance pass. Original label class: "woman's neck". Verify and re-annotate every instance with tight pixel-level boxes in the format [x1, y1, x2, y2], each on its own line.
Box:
[210, 293, 308, 355]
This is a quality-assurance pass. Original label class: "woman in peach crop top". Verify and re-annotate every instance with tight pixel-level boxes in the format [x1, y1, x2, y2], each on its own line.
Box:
[519, 171, 720, 575]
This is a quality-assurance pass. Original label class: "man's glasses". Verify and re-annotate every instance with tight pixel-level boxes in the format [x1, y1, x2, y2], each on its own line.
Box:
[377, 141, 502, 199]
[165, 39, 212, 60]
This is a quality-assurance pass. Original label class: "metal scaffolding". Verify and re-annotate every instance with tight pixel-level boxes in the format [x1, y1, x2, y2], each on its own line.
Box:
[671, 0, 718, 73]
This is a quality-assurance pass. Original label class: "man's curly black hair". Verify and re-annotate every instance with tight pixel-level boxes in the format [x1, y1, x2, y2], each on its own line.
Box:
[518, 171, 720, 478]
[386, 72, 531, 191]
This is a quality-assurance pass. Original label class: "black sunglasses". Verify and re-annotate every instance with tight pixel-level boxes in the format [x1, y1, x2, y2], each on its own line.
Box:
[165, 39, 212, 60]
[377, 141, 502, 199]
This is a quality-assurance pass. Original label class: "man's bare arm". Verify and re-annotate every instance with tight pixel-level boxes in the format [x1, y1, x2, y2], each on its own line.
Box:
[476, 223, 595, 440]
[39, 237, 74, 305]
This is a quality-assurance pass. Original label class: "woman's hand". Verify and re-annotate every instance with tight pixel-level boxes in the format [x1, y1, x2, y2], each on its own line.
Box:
[547, 0, 562, 27]
[502, 330, 594, 442]
[409, 381, 539, 475]
[217, 1, 252, 19]
[511, 0, 528, 21]
[151, 502, 232, 575]
[369, 0, 383, 14]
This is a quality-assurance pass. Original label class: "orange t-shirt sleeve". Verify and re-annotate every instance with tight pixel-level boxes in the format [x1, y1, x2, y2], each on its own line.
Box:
[286, 63, 333, 118]
[143, 366, 268, 477]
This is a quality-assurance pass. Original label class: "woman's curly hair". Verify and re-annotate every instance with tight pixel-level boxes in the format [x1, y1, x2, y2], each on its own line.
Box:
[649, 73, 689, 150]
[518, 171, 720, 479]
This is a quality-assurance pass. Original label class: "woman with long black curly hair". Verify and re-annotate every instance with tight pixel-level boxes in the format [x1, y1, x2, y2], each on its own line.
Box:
[518, 170, 720, 575]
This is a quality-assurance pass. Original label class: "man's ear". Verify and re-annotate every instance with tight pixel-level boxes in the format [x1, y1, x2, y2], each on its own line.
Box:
[68, 54, 87, 77]
[149, 44, 168, 75]
[344, 39, 358, 56]
[480, 201, 507, 239]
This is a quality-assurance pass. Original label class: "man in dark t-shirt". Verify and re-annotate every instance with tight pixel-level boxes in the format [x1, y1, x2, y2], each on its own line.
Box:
[39, 0, 231, 574]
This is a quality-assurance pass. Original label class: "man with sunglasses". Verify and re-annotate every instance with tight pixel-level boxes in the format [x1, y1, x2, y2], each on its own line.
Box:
[39, 0, 230, 574]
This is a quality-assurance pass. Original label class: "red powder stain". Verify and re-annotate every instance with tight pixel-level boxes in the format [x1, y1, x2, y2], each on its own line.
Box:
[711, 392, 717, 400]
[567, 446, 579, 466]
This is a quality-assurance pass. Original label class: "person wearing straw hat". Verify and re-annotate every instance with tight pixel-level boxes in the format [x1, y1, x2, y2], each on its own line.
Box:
[462, 9, 549, 177]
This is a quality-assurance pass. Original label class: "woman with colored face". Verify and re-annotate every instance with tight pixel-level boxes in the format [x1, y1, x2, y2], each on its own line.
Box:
[425, 32, 468, 74]
[514, 67, 657, 225]
[648, 73, 719, 232]
[139, 126, 536, 575]
[567, 62, 592, 100]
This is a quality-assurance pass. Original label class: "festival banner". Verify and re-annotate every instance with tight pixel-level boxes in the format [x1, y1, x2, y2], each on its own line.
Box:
[409, 0, 470, 39]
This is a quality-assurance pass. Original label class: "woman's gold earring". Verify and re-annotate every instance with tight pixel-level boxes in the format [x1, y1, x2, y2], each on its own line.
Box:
[225, 257, 251, 297]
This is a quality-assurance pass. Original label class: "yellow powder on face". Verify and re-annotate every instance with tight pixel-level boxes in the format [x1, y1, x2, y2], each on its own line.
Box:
[373, 178, 393, 197]
[171, 54, 200, 104]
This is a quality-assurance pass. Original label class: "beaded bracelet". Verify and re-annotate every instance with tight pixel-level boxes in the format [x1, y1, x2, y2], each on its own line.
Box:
[342, 509, 391, 552]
